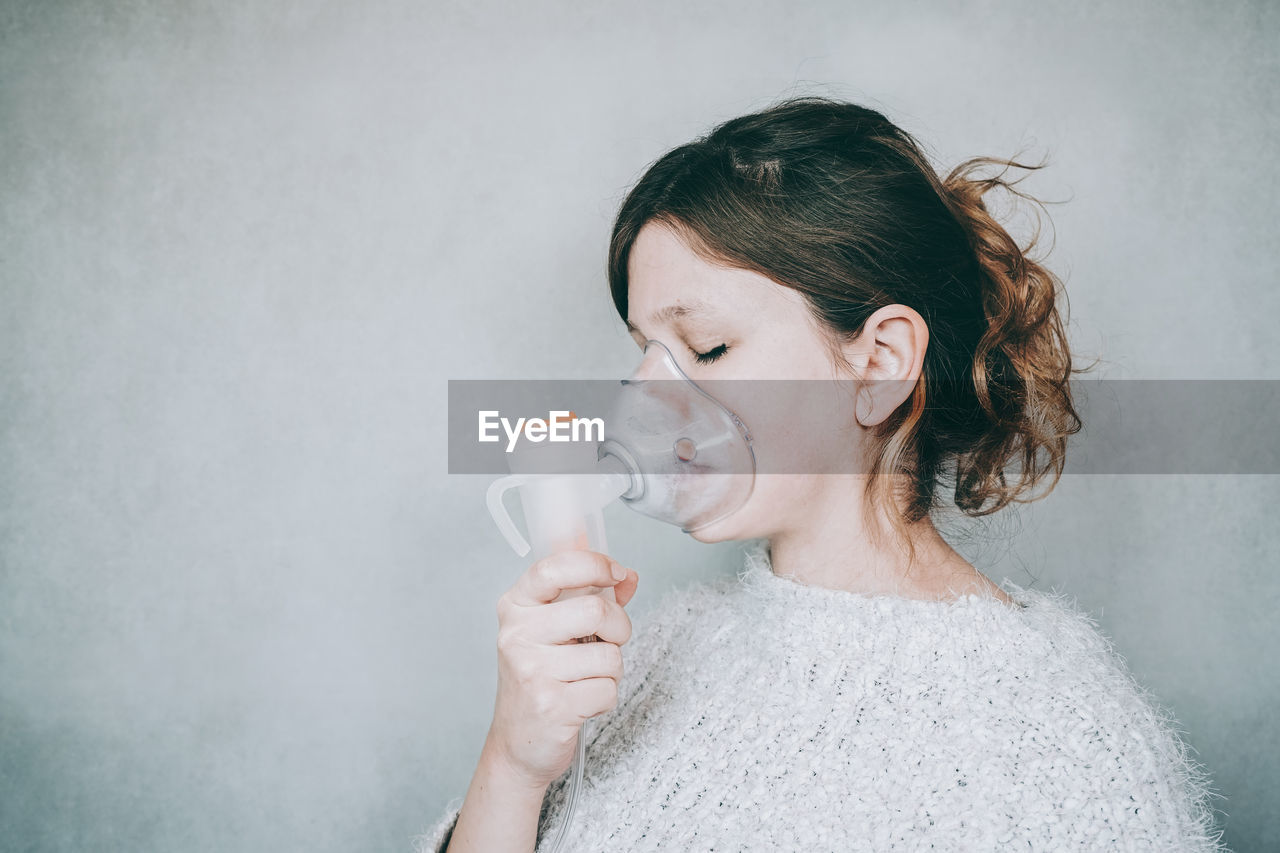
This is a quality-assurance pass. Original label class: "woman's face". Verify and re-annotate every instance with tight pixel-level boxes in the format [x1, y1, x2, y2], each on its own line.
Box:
[623, 220, 867, 542]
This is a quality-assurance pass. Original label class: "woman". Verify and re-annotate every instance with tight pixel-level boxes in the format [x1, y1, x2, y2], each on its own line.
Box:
[419, 96, 1225, 851]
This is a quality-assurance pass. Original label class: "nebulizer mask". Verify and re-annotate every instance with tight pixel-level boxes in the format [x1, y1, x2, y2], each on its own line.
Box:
[484, 339, 755, 852]
[487, 339, 756, 555]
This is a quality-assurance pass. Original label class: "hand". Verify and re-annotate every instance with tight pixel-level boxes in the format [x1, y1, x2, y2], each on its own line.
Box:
[485, 550, 639, 790]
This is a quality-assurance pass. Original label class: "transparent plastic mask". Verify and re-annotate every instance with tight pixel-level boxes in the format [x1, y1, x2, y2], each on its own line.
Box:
[599, 339, 756, 532]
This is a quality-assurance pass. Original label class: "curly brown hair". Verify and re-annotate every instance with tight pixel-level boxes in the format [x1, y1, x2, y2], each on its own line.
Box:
[607, 96, 1092, 564]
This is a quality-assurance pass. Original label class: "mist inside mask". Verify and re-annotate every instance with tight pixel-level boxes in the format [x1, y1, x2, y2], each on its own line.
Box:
[600, 338, 755, 532]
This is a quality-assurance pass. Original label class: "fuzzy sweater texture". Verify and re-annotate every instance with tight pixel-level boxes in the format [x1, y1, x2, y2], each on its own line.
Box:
[417, 541, 1225, 851]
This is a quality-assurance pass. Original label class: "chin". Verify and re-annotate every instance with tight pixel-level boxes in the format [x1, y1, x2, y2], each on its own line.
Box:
[684, 513, 759, 545]
[685, 525, 728, 545]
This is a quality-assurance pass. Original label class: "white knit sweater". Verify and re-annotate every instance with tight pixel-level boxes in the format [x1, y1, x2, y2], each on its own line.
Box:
[417, 541, 1225, 851]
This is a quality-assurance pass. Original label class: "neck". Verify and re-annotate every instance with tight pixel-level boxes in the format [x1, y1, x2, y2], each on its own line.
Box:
[765, 475, 1009, 603]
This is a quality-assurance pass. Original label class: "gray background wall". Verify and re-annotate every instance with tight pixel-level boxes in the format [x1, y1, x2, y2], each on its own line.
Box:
[1, 1, 1276, 850]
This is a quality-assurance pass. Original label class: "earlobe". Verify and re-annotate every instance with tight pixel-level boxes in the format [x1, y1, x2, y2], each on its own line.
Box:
[853, 383, 875, 427]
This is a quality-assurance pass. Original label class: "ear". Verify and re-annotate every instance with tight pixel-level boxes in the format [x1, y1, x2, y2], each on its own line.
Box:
[836, 304, 928, 427]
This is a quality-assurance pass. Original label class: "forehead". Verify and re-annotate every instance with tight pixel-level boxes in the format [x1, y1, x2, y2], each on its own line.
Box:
[626, 221, 800, 324]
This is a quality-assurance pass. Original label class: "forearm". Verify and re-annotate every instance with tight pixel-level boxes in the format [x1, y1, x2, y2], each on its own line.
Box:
[445, 736, 550, 853]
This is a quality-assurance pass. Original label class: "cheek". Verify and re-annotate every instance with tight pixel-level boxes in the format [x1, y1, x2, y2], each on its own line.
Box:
[730, 383, 860, 476]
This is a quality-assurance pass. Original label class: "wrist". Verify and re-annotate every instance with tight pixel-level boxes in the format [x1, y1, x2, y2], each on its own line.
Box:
[480, 733, 550, 796]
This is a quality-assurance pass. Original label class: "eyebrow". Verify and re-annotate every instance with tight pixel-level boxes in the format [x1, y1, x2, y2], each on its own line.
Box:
[625, 299, 712, 334]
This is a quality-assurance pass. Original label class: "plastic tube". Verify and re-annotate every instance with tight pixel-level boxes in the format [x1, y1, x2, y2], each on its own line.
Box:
[543, 716, 589, 853]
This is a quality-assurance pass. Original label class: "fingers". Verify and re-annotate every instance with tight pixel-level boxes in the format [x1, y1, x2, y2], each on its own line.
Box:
[544, 640, 624, 684]
[560, 677, 620, 721]
[613, 568, 639, 608]
[508, 550, 627, 607]
[526, 592, 634, 647]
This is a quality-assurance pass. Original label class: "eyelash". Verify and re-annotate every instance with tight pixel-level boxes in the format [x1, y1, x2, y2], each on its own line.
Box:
[692, 344, 729, 365]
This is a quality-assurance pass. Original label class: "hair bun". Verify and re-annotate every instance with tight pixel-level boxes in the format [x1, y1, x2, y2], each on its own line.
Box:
[939, 157, 1089, 514]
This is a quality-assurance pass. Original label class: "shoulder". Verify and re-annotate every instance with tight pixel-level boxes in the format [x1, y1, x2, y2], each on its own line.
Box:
[978, 582, 1227, 849]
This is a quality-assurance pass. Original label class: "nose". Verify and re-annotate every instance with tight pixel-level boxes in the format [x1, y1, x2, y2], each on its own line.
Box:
[623, 341, 669, 384]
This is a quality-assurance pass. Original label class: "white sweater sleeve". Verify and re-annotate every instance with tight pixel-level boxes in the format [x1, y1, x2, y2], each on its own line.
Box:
[411, 795, 464, 853]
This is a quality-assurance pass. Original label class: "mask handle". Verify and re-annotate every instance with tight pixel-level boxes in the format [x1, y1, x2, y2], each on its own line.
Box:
[485, 474, 533, 557]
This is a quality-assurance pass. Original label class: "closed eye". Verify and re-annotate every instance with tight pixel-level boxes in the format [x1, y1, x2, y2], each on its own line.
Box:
[692, 344, 728, 365]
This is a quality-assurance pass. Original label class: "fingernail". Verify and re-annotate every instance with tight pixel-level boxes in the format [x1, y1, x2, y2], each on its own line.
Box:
[611, 561, 627, 581]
